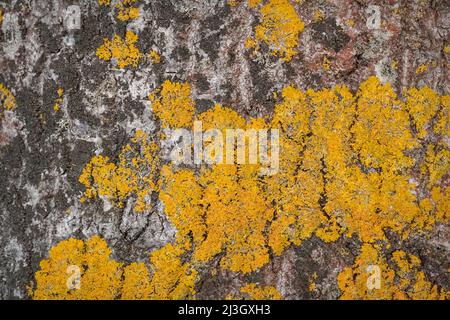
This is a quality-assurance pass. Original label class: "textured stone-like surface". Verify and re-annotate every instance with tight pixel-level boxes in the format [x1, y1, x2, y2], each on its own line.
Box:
[0, 0, 448, 299]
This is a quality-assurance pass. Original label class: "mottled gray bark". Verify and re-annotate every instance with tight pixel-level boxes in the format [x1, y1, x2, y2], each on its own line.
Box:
[0, 0, 448, 299]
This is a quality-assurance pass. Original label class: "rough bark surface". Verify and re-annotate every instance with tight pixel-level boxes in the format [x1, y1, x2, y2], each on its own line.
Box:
[0, 0, 448, 299]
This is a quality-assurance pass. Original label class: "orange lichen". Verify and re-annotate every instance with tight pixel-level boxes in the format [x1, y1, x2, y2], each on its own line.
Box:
[196, 163, 273, 273]
[353, 77, 416, 171]
[404, 87, 440, 139]
[266, 85, 330, 252]
[159, 166, 206, 246]
[415, 63, 428, 74]
[79, 129, 158, 212]
[53, 88, 64, 111]
[248, 0, 263, 7]
[149, 80, 195, 128]
[313, 9, 324, 22]
[444, 45, 450, 55]
[99, 0, 140, 22]
[159, 120, 274, 273]
[228, 0, 262, 7]
[240, 283, 282, 299]
[32, 237, 197, 300]
[32, 236, 123, 299]
[322, 56, 331, 70]
[148, 50, 161, 64]
[121, 262, 152, 300]
[337, 244, 448, 300]
[346, 19, 355, 27]
[0, 82, 16, 115]
[116, 0, 140, 21]
[246, 0, 305, 61]
[96, 31, 142, 69]
[308, 273, 318, 292]
[75, 77, 450, 299]
[147, 242, 197, 299]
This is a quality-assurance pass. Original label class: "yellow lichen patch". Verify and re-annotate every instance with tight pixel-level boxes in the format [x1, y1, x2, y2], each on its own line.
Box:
[116, 1, 140, 22]
[337, 244, 448, 300]
[196, 164, 273, 273]
[79, 129, 159, 212]
[240, 283, 282, 299]
[306, 77, 433, 243]
[415, 64, 428, 74]
[76, 77, 449, 299]
[352, 77, 416, 171]
[391, 60, 398, 70]
[322, 56, 331, 70]
[265, 76, 447, 251]
[32, 236, 198, 300]
[154, 78, 448, 272]
[32, 236, 123, 299]
[99, 0, 140, 22]
[159, 165, 206, 246]
[121, 262, 152, 300]
[79, 155, 132, 202]
[267, 85, 356, 251]
[421, 142, 449, 212]
[248, 0, 263, 7]
[246, 0, 305, 61]
[308, 273, 318, 292]
[159, 152, 273, 274]
[404, 86, 441, 139]
[96, 31, 142, 69]
[266, 86, 324, 252]
[346, 19, 355, 27]
[414, 93, 449, 225]
[149, 80, 195, 128]
[197, 103, 247, 131]
[228, 0, 262, 7]
[148, 242, 198, 299]
[53, 88, 64, 111]
[433, 95, 449, 137]
[0, 82, 16, 115]
[148, 50, 161, 64]
[334, 170, 417, 242]
[444, 45, 450, 55]
[313, 9, 324, 22]
[157, 102, 273, 274]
